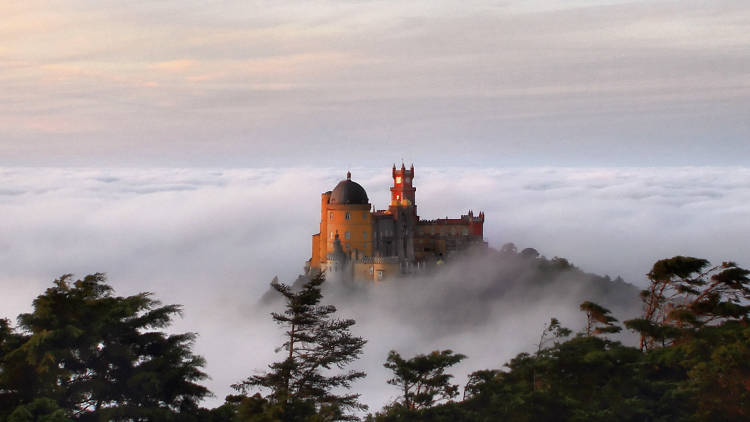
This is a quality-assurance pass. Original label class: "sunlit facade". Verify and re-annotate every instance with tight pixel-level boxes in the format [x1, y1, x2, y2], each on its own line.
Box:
[308, 164, 486, 282]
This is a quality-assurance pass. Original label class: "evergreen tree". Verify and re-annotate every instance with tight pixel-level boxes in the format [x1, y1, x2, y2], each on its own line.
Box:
[0, 274, 209, 421]
[370, 256, 750, 422]
[579, 301, 621, 336]
[535, 318, 572, 353]
[625, 257, 750, 350]
[7, 398, 72, 422]
[383, 350, 466, 411]
[232, 273, 367, 421]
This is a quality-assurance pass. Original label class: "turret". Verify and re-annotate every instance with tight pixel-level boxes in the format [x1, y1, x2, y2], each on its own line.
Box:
[390, 163, 416, 207]
[467, 210, 485, 237]
[389, 163, 418, 264]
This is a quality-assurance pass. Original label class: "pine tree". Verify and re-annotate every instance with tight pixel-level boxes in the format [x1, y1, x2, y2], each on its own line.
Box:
[625, 257, 750, 350]
[383, 350, 466, 411]
[579, 301, 621, 336]
[0, 273, 210, 421]
[233, 273, 367, 421]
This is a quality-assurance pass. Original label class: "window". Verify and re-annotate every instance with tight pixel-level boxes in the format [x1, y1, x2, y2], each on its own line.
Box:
[363, 212, 367, 220]
[330, 231, 334, 240]
[463, 228, 469, 236]
[345, 212, 350, 220]
[377, 270, 384, 280]
[395, 176, 402, 184]
[345, 231, 350, 240]
[363, 232, 367, 240]
[369, 266, 374, 275]
[329, 211, 333, 220]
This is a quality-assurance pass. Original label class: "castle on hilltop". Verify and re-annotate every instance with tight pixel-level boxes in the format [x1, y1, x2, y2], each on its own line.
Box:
[307, 164, 486, 282]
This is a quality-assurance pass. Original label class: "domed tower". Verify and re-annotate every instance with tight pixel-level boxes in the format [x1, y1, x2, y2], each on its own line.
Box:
[310, 172, 373, 273]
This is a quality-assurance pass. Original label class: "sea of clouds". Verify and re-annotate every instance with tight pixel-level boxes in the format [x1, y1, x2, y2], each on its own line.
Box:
[1, 166, 748, 410]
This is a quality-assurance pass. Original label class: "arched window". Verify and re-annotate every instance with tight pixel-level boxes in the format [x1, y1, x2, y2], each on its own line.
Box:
[345, 212, 350, 220]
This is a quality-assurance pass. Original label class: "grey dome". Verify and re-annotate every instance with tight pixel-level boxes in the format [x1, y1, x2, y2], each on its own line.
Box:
[330, 174, 369, 205]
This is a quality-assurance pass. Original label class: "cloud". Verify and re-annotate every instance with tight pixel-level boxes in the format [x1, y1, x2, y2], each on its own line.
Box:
[1, 166, 748, 410]
[1, 1, 749, 166]
[150, 59, 197, 72]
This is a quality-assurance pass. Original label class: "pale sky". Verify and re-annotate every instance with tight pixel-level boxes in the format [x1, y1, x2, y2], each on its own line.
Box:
[1, 0, 749, 166]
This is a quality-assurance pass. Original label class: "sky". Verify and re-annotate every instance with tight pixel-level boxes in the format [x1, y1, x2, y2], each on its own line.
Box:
[1, 0, 749, 166]
[1, 0, 749, 412]
[1, 166, 748, 408]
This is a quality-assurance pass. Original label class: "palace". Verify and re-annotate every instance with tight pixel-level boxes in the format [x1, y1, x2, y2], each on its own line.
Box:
[307, 164, 486, 282]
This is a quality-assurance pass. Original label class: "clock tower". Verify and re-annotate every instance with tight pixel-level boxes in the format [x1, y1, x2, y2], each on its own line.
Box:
[390, 163, 416, 207]
[389, 163, 417, 263]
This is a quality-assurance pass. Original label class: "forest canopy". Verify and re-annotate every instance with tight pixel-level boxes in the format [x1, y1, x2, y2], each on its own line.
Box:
[1, 254, 748, 421]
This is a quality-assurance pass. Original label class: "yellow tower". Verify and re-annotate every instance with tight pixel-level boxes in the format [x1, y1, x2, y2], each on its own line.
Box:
[310, 172, 372, 271]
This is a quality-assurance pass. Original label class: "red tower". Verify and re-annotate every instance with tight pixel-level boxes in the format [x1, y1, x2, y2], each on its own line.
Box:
[390, 163, 416, 207]
[389, 163, 417, 262]
[467, 210, 485, 237]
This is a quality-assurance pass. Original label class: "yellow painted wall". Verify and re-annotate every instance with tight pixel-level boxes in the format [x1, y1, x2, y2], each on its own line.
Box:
[353, 261, 400, 282]
[324, 203, 372, 258]
[311, 233, 320, 269]
[353, 262, 373, 281]
[316, 192, 331, 270]
[373, 261, 400, 282]
[312, 192, 374, 271]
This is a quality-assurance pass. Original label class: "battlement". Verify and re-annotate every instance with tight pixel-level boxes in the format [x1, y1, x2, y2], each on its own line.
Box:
[419, 210, 485, 225]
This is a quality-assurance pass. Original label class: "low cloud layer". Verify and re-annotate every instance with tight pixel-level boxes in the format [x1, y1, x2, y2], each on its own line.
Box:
[1, 166, 748, 409]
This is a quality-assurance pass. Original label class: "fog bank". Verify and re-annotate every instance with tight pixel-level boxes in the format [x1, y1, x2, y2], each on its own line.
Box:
[1, 166, 747, 409]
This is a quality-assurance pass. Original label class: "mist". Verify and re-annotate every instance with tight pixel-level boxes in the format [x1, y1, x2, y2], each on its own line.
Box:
[278, 249, 640, 410]
[1, 166, 748, 410]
